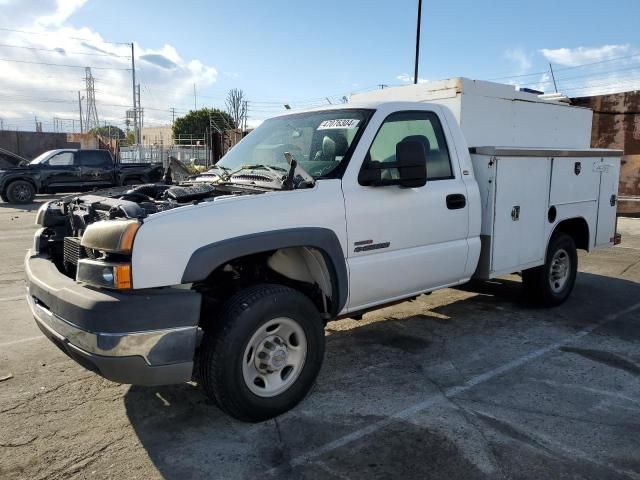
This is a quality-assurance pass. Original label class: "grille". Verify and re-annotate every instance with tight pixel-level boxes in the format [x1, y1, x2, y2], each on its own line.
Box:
[63, 237, 83, 266]
[63, 237, 97, 266]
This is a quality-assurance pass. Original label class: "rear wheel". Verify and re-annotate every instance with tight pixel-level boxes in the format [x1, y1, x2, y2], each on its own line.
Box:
[523, 233, 577, 307]
[6, 180, 35, 204]
[199, 284, 325, 422]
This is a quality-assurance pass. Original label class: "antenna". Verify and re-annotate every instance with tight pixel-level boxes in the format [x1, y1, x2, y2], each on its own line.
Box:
[84, 67, 100, 130]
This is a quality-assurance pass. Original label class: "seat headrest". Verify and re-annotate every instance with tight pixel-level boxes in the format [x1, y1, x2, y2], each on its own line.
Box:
[322, 134, 349, 160]
[333, 135, 349, 156]
[322, 136, 336, 159]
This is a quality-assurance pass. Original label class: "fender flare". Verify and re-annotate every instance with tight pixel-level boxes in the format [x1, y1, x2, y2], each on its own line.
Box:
[181, 227, 348, 315]
[1, 174, 39, 194]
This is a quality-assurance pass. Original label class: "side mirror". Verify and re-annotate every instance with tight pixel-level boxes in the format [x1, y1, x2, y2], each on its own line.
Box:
[358, 140, 427, 188]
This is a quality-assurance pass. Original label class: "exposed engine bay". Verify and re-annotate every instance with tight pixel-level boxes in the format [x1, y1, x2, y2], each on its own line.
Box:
[36, 179, 276, 278]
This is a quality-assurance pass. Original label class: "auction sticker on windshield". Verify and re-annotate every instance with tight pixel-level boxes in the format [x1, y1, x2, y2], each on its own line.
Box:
[317, 119, 360, 130]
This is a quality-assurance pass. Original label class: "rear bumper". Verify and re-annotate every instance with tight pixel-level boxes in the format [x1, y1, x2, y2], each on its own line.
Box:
[25, 251, 202, 385]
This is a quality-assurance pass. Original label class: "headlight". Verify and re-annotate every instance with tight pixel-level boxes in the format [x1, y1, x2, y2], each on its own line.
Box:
[77, 259, 132, 289]
[81, 219, 141, 254]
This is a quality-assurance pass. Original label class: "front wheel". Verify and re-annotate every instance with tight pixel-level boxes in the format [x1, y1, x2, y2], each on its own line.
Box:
[523, 233, 577, 307]
[6, 180, 36, 204]
[199, 284, 325, 422]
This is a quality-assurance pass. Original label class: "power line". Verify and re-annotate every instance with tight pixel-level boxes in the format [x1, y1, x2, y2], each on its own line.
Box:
[0, 42, 130, 58]
[0, 57, 130, 70]
[0, 27, 130, 45]
[487, 52, 640, 84]
[554, 52, 640, 72]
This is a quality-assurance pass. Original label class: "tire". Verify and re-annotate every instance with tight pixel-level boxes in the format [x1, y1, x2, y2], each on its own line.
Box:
[0, 192, 9, 203]
[6, 180, 36, 204]
[523, 233, 577, 307]
[199, 284, 325, 422]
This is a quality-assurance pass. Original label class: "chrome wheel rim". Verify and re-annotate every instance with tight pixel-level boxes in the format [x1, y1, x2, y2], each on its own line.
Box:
[242, 317, 307, 398]
[549, 248, 570, 293]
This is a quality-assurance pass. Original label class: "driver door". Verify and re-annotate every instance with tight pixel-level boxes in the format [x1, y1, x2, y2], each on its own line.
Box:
[42, 151, 82, 191]
[342, 107, 470, 310]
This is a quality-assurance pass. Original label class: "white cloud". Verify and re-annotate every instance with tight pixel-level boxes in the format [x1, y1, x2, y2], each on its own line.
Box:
[396, 73, 427, 84]
[540, 44, 630, 67]
[36, 0, 88, 26]
[537, 44, 640, 97]
[0, 0, 219, 131]
[504, 47, 532, 72]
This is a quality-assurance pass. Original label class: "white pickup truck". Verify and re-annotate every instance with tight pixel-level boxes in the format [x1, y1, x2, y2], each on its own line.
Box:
[26, 78, 621, 422]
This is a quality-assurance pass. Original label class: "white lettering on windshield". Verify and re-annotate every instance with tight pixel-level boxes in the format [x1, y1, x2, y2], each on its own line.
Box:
[317, 119, 360, 130]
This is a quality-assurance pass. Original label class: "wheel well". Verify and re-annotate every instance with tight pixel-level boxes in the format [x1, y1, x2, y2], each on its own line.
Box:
[552, 217, 590, 251]
[194, 247, 338, 324]
[3, 177, 37, 195]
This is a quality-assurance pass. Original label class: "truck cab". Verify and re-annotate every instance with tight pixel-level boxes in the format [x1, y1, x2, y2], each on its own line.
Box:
[25, 78, 622, 422]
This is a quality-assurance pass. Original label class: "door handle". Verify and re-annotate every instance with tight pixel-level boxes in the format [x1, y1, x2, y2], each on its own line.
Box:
[446, 193, 466, 210]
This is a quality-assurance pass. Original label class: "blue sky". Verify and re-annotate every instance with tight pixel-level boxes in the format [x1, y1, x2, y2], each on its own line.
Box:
[1, 0, 639, 129]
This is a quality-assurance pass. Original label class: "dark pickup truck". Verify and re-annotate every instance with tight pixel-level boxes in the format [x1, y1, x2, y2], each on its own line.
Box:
[0, 149, 163, 204]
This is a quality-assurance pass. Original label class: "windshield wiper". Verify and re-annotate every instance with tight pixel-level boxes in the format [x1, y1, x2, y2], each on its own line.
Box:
[219, 164, 287, 182]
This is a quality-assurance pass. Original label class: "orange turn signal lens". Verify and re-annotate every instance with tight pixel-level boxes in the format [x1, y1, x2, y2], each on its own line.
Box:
[114, 264, 132, 289]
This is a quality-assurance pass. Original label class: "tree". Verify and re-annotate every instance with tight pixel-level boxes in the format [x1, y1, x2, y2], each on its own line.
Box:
[172, 108, 236, 138]
[225, 89, 247, 128]
[125, 131, 135, 145]
[89, 125, 125, 139]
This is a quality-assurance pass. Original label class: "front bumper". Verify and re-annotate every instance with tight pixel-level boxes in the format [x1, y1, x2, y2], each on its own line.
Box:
[25, 251, 202, 385]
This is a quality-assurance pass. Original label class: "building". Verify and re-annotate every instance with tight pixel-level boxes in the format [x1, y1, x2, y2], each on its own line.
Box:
[572, 90, 640, 216]
[140, 126, 173, 146]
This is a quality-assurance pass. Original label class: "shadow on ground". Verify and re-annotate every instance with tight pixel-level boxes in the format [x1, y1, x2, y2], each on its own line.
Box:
[124, 272, 640, 479]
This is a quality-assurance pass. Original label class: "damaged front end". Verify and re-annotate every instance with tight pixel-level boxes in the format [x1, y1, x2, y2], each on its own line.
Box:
[34, 181, 263, 286]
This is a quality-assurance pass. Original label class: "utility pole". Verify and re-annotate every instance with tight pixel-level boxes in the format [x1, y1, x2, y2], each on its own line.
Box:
[414, 0, 423, 84]
[137, 83, 143, 161]
[549, 62, 558, 93]
[0, 118, 3, 130]
[137, 84, 143, 129]
[78, 90, 84, 133]
[171, 107, 176, 125]
[193, 83, 197, 110]
[242, 100, 248, 132]
[378, 84, 388, 89]
[131, 42, 139, 145]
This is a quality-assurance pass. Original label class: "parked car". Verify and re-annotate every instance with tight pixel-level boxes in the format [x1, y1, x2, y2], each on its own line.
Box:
[0, 149, 163, 204]
[25, 78, 621, 422]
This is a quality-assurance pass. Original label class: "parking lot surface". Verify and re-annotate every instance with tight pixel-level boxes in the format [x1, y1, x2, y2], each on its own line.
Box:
[1, 196, 639, 480]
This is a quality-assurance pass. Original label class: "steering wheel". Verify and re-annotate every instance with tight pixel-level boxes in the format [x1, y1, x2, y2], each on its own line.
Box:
[279, 144, 304, 159]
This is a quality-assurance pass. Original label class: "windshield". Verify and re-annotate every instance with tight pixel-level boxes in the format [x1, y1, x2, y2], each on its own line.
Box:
[29, 151, 53, 165]
[217, 109, 372, 179]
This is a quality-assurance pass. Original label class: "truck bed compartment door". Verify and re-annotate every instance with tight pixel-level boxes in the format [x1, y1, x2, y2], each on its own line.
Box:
[491, 157, 549, 273]
[595, 158, 621, 247]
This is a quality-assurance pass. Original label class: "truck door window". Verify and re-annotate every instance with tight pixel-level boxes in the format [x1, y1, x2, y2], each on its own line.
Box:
[47, 152, 75, 166]
[79, 151, 111, 168]
[366, 111, 453, 181]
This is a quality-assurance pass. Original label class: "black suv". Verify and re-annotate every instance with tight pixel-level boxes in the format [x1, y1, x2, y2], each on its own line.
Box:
[0, 149, 163, 204]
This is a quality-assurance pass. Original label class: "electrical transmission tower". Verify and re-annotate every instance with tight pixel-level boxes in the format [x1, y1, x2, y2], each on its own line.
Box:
[84, 67, 100, 131]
